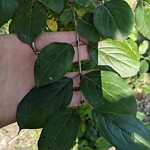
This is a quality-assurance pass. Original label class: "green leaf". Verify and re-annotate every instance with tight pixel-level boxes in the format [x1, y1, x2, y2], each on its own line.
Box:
[80, 71, 137, 116]
[95, 137, 112, 150]
[60, 8, 74, 24]
[77, 13, 100, 42]
[34, 42, 74, 87]
[0, 0, 18, 26]
[13, 1, 46, 44]
[88, 39, 140, 78]
[93, 0, 134, 40]
[41, 0, 64, 14]
[94, 112, 150, 150]
[139, 40, 149, 55]
[140, 60, 149, 74]
[135, 1, 150, 40]
[75, 0, 92, 7]
[16, 77, 73, 129]
[38, 109, 80, 150]
[78, 147, 93, 150]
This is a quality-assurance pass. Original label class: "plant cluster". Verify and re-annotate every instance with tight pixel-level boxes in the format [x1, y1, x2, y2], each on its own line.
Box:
[0, 0, 150, 149]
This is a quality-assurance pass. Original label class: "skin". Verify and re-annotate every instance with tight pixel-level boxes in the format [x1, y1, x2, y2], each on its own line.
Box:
[0, 32, 90, 128]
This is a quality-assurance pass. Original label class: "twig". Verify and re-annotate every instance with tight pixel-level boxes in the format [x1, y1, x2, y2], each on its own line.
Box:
[73, 7, 82, 75]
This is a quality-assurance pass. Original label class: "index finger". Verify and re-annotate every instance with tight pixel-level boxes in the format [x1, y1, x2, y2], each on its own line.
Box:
[34, 31, 90, 62]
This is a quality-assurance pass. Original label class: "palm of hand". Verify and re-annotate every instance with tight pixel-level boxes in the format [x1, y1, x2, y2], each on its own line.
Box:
[0, 35, 36, 126]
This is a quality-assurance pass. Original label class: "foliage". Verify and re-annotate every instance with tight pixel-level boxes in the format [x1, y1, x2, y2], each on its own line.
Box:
[0, 0, 150, 149]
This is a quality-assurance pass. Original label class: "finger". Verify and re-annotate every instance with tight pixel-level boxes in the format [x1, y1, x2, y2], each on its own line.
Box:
[69, 91, 82, 107]
[34, 32, 90, 62]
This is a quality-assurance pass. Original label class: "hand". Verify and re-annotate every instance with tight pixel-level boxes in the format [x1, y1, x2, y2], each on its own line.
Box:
[0, 32, 90, 127]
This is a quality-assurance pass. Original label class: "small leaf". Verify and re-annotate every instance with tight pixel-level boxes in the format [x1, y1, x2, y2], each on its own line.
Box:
[78, 147, 93, 150]
[88, 39, 140, 78]
[94, 112, 150, 150]
[41, 0, 64, 14]
[140, 60, 149, 74]
[93, 0, 134, 40]
[60, 8, 74, 24]
[0, 0, 18, 26]
[75, 0, 92, 7]
[13, 1, 47, 44]
[135, 1, 150, 40]
[16, 77, 73, 129]
[38, 109, 80, 150]
[77, 13, 100, 42]
[34, 42, 74, 87]
[139, 40, 149, 55]
[80, 71, 137, 116]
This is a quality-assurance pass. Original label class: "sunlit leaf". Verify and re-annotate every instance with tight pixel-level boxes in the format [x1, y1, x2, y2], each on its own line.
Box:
[94, 112, 150, 150]
[80, 71, 137, 116]
[17, 77, 73, 129]
[135, 1, 150, 40]
[88, 39, 140, 78]
[93, 0, 134, 40]
[34, 42, 74, 87]
[38, 109, 80, 150]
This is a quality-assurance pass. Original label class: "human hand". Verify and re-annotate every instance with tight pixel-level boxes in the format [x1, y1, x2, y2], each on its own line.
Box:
[0, 32, 90, 127]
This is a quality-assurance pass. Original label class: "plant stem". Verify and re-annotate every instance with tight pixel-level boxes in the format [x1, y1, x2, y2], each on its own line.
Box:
[73, 7, 82, 75]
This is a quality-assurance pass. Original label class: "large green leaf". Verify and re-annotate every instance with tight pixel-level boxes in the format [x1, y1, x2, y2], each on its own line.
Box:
[77, 13, 100, 42]
[80, 71, 137, 116]
[41, 0, 64, 14]
[135, 1, 150, 39]
[38, 109, 80, 150]
[94, 112, 150, 150]
[34, 42, 74, 87]
[93, 0, 134, 40]
[13, 1, 46, 44]
[88, 39, 140, 78]
[16, 77, 73, 129]
[0, 0, 18, 26]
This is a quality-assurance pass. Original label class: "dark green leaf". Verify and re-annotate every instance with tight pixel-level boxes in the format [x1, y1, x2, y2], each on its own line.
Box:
[93, 0, 134, 40]
[41, 0, 64, 14]
[88, 39, 140, 78]
[75, 0, 92, 7]
[135, 1, 150, 39]
[80, 71, 137, 116]
[16, 77, 73, 129]
[60, 8, 74, 24]
[77, 13, 100, 42]
[13, 1, 46, 44]
[38, 109, 80, 150]
[94, 112, 150, 150]
[34, 42, 74, 87]
[0, 0, 18, 26]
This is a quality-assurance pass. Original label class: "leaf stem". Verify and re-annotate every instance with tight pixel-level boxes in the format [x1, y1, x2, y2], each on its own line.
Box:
[73, 7, 82, 75]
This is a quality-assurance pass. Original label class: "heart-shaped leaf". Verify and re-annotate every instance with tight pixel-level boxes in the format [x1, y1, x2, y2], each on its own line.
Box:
[77, 13, 100, 42]
[88, 39, 140, 78]
[41, 0, 64, 14]
[16, 77, 73, 129]
[0, 0, 18, 26]
[34, 42, 74, 87]
[80, 71, 137, 116]
[135, 1, 150, 40]
[38, 109, 80, 150]
[94, 112, 150, 150]
[93, 0, 134, 40]
[13, 1, 46, 44]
